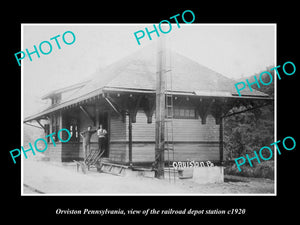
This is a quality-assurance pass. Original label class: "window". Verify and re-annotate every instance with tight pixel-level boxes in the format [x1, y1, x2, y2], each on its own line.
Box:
[68, 118, 79, 142]
[173, 106, 196, 119]
[51, 94, 61, 105]
[51, 114, 60, 142]
[179, 108, 185, 117]
[45, 124, 50, 142]
[174, 108, 179, 117]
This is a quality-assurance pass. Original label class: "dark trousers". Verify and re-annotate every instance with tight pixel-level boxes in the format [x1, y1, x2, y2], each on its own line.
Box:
[83, 142, 90, 160]
[98, 137, 106, 153]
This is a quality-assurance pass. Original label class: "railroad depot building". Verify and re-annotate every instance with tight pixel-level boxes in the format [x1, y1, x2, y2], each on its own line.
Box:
[24, 45, 272, 180]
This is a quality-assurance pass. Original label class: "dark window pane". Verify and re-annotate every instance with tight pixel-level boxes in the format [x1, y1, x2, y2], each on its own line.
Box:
[174, 108, 179, 117]
[190, 109, 195, 117]
[179, 109, 185, 116]
[184, 109, 190, 117]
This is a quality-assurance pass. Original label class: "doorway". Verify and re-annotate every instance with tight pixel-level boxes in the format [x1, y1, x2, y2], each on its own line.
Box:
[98, 111, 109, 157]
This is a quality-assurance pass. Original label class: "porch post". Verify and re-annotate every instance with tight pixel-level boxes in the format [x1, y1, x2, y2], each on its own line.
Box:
[219, 116, 224, 165]
[128, 112, 133, 167]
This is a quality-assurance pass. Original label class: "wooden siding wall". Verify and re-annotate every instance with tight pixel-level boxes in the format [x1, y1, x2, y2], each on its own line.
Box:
[46, 112, 63, 161]
[129, 110, 220, 162]
[46, 142, 98, 162]
[62, 143, 81, 162]
[46, 143, 62, 161]
[107, 109, 220, 164]
[45, 106, 103, 162]
[131, 110, 219, 142]
[46, 104, 221, 163]
[46, 141, 82, 162]
[109, 115, 128, 162]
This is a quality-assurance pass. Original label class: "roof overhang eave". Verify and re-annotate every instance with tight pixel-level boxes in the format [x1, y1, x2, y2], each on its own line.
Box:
[24, 87, 273, 123]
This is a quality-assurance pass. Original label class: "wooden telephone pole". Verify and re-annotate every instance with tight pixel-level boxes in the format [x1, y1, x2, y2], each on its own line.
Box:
[155, 38, 166, 179]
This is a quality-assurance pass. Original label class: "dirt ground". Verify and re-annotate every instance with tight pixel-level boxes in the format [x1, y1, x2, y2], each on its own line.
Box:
[22, 155, 275, 195]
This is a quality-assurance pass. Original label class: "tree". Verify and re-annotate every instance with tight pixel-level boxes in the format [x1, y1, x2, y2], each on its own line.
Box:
[224, 66, 274, 161]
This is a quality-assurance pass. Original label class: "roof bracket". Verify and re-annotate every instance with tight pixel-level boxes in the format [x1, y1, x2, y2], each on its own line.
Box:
[104, 96, 122, 117]
[24, 121, 44, 130]
[79, 105, 95, 125]
[36, 119, 46, 131]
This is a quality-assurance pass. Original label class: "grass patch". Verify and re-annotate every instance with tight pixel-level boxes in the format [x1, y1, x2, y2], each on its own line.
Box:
[224, 160, 274, 180]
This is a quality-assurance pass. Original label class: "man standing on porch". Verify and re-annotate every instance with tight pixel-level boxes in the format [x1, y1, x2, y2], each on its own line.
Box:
[97, 124, 107, 154]
[80, 126, 96, 160]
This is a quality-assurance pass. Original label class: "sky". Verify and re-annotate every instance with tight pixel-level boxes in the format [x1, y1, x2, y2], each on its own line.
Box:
[22, 24, 275, 117]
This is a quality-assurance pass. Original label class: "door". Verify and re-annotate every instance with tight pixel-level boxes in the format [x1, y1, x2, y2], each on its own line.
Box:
[99, 111, 109, 157]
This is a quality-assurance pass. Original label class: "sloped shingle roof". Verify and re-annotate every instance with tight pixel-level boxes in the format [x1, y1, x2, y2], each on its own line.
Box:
[24, 44, 269, 122]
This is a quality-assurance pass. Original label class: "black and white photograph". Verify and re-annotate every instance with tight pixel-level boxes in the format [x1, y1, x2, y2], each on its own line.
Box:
[4, 3, 299, 220]
[21, 24, 276, 195]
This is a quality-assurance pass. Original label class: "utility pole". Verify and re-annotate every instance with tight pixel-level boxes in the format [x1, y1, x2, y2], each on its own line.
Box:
[155, 37, 166, 179]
